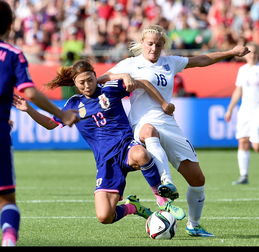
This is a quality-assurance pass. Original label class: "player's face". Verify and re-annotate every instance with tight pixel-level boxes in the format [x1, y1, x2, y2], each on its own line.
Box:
[141, 33, 165, 63]
[74, 71, 97, 97]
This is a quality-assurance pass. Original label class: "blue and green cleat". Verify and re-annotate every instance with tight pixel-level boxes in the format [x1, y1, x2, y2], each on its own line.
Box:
[125, 195, 153, 219]
[186, 224, 215, 237]
[157, 183, 179, 201]
[159, 200, 186, 220]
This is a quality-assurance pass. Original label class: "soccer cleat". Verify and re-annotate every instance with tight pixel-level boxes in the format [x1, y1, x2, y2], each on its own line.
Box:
[232, 175, 248, 185]
[186, 224, 215, 237]
[125, 195, 153, 219]
[157, 183, 179, 201]
[1, 228, 17, 247]
[159, 200, 186, 220]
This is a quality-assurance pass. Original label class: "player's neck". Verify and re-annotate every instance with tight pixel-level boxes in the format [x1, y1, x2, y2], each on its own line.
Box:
[0, 30, 10, 41]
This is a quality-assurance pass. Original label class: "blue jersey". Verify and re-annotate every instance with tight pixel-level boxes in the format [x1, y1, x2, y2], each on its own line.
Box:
[54, 80, 133, 164]
[0, 40, 34, 122]
[0, 40, 34, 194]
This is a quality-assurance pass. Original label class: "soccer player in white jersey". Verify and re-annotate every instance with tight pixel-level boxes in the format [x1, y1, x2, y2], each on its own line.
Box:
[225, 43, 259, 185]
[97, 25, 250, 237]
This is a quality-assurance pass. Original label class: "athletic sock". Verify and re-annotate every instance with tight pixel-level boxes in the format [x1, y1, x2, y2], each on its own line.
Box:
[237, 149, 250, 177]
[112, 204, 136, 223]
[151, 187, 168, 206]
[1, 204, 20, 244]
[145, 137, 172, 184]
[186, 185, 205, 227]
[140, 158, 161, 187]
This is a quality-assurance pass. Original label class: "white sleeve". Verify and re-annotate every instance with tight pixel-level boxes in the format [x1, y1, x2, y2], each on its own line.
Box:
[108, 58, 132, 74]
[168, 56, 188, 75]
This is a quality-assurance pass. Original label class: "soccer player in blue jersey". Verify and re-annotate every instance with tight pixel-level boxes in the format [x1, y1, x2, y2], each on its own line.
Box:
[0, 0, 79, 246]
[13, 59, 185, 229]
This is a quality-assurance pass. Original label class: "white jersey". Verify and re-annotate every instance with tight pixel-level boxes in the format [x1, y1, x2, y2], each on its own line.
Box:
[109, 54, 189, 127]
[235, 62, 259, 142]
[236, 63, 259, 111]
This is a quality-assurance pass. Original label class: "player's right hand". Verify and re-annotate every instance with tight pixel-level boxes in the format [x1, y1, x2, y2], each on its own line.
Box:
[122, 74, 137, 92]
[13, 94, 29, 111]
[162, 102, 175, 116]
[224, 110, 232, 122]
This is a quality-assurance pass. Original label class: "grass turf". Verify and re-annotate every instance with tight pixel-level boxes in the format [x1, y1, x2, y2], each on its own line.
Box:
[8, 149, 259, 246]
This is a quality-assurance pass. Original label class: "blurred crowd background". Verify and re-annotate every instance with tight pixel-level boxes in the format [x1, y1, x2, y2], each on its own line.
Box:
[5, 0, 259, 65]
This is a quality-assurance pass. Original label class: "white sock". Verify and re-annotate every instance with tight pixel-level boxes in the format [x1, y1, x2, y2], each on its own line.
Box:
[237, 150, 250, 177]
[186, 185, 205, 228]
[145, 137, 172, 184]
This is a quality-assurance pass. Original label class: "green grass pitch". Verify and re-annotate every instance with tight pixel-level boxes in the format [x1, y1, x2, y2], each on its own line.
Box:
[8, 149, 259, 246]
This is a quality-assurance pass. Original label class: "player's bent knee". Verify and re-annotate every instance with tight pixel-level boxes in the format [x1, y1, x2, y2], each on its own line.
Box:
[96, 213, 113, 224]
[0, 193, 16, 209]
[139, 123, 159, 140]
[186, 173, 205, 187]
[131, 145, 150, 165]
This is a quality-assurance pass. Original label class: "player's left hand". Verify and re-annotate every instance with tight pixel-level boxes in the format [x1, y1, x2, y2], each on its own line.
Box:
[231, 45, 250, 57]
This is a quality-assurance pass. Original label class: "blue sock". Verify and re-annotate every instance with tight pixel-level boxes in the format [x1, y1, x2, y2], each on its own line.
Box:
[0, 204, 20, 238]
[112, 205, 127, 223]
[140, 158, 161, 187]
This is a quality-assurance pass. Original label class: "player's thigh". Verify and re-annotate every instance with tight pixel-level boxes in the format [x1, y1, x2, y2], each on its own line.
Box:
[94, 191, 120, 223]
[236, 113, 250, 140]
[0, 141, 16, 197]
[157, 124, 198, 169]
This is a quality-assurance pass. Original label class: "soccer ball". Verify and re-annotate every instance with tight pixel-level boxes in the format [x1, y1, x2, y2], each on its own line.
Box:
[145, 210, 177, 239]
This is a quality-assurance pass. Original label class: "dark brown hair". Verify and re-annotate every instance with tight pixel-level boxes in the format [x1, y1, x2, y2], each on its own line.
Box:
[0, 0, 14, 36]
[46, 59, 96, 89]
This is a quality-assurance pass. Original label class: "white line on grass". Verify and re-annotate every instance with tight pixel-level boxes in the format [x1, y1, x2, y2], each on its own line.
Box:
[17, 198, 259, 203]
[21, 216, 259, 220]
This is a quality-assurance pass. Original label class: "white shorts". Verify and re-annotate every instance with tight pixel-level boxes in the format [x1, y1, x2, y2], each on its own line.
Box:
[132, 117, 199, 170]
[236, 107, 259, 143]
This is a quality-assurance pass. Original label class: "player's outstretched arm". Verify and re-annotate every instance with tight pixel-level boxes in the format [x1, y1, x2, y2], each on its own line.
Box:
[22, 87, 79, 126]
[13, 94, 59, 130]
[186, 45, 250, 68]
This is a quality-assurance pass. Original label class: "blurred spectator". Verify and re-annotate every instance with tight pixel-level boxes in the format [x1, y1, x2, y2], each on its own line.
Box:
[169, 10, 204, 49]
[43, 33, 62, 66]
[96, 0, 114, 33]
[91, 31, 113, 63]
[61, 51, 78, 99]
[250, 0, 259, 43]
[61, 26, 84, 63]
[186, 0, 211, 29]
[109, 28, 129, 62]
[106, 2, 129, 33]
[6, 0, 259, 64]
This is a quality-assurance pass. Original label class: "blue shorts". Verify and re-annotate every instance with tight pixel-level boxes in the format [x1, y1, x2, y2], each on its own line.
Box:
[0, 122, 16, 195]
[95, 139, 141, 198]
